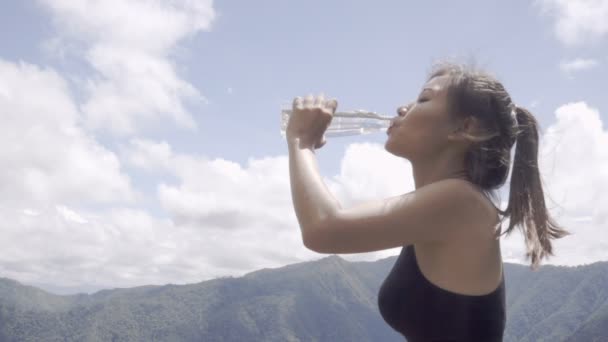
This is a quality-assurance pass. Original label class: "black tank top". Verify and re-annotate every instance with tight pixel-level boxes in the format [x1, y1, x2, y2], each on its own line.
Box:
[377, 244, 506, 341]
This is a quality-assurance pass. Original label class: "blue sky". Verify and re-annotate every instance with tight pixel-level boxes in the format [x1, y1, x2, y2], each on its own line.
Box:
[1, 0, 607, 295]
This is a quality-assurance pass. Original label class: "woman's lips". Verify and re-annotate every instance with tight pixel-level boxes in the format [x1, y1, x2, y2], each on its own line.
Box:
[388, 117, 400, 135]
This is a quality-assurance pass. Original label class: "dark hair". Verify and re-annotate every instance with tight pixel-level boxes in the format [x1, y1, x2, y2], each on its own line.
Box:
[428, 62, 571, 271]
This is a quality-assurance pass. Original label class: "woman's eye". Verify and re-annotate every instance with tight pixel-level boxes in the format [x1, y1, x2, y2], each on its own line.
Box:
[418, 98, 429, 103]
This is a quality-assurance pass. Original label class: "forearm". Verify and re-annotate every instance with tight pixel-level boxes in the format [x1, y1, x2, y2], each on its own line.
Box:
[288, 138, 341, 243]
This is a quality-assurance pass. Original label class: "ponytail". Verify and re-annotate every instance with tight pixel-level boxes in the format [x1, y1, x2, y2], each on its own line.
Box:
[499, 106, 572, 270]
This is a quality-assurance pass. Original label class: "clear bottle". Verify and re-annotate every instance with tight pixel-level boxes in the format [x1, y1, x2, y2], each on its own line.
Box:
[280, 109, 393, 138]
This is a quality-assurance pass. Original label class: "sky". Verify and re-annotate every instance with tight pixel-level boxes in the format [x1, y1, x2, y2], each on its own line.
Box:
[0, 0, 607, 295]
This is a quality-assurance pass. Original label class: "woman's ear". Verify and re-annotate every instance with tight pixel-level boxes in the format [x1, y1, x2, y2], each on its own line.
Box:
[447, 116, 485, 147]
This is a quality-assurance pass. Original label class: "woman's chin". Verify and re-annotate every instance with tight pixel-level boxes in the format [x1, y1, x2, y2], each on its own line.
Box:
[384, 140, 407, 159]
[384, 140, 394, 154]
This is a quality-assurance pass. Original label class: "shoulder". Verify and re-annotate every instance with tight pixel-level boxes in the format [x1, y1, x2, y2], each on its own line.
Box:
[440, 178, 500, 239]
[421, 178, 480, 203]
[437, 178, 491, 207]
[412, 178, 495, 232]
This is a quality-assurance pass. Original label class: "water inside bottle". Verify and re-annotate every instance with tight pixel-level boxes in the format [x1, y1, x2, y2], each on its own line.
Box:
[280, 109, 392, 138]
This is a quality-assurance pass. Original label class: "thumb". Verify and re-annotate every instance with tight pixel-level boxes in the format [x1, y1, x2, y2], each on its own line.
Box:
[315, 136, 327, 149]
[325, 98, 338, 114]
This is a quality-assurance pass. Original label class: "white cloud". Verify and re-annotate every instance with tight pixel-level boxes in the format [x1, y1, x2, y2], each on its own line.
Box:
[3, 99, 608, 291]
[124, 139, 416, 266]
[0, 59, 135, 207]
[537, 0, 608, 46]
[22, 209, 41, 217]
[0, 205, 179, 289]
[327, 143, 413, 207]
[56, 205, 88, 224]
[122, 139, 414, 234]
[31, 105, 608, 290]
[3, 0, 608, 290]
[0, 195, 318, 290]
[134, 102, 608, 265]
[38, 0, 216, 136]
[121, 138, 174, 172]
[481, 101, 606, 266]
[519, 101, 608, 266]
[125, 139, 297, 231]
[122, 126, 608, 272]
[559, 58, 600, 73]
[538, 102, 608, 223]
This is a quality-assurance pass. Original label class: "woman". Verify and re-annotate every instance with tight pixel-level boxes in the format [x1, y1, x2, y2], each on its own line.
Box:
[285, 62, 571, 341]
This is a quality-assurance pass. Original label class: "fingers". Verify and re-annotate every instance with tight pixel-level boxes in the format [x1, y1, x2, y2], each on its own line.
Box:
[324, 98, 338, 114]
[293, 96, 304, 110]
[292, 94, 338, 113]
[316, 93, 338, 114]
[303, 94, 314, 109]
[314, 135, 327, 149]
[314, 93, 325, 107]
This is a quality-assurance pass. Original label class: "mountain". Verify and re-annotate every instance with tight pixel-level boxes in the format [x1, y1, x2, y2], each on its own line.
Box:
[0, 254, 607, 341]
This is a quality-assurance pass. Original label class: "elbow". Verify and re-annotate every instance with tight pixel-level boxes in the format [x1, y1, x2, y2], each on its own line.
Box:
[303, 228, 320, 252]
[302, 212, 339, 253]
[303, 224, 326, 253]
[303, 226, 333, 254]
[303, 237, 317, 252]
[304, 239, 327, 254]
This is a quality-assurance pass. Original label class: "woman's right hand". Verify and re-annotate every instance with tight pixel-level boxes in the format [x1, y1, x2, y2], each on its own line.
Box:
[286, 94, 338, 149]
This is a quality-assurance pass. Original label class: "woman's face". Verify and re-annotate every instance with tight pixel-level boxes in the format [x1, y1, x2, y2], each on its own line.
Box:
[384, 75, 460, 161]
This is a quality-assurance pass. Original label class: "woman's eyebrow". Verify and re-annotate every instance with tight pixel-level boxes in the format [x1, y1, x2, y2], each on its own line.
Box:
[418, 88, 435, 97]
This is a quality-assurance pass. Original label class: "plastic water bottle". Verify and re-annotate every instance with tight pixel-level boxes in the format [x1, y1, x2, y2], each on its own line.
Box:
[280, 109, 393, 138]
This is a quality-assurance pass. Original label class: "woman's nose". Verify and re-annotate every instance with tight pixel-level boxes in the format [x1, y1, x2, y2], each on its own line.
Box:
[396, 104, 410, 117]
